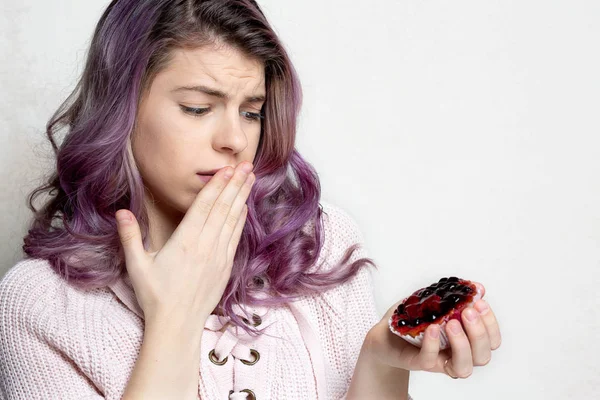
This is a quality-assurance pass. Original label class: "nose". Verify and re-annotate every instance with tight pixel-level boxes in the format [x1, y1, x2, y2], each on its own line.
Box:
[212, 109, 249, 154]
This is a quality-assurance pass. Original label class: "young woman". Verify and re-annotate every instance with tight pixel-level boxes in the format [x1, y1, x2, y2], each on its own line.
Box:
[0, 1, 501, 399]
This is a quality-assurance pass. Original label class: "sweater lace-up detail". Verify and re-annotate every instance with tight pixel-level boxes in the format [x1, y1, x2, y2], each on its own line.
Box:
[204, 304, 270, 399]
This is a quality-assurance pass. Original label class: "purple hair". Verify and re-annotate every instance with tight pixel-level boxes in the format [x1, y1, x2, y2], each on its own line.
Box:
[23, 0, 376, 335]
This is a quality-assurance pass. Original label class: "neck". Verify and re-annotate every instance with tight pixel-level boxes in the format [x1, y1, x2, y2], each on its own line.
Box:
[144, 195, 183, 254]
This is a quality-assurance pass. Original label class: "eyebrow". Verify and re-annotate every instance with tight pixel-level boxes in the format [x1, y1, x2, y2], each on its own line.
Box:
[171, 84, 266, 104]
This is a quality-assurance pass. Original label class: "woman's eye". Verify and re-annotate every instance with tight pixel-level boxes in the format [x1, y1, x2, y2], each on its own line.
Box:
[241, 111, 265, 122]
[180, 106, 209, 117]
[180, 106, 263, 122]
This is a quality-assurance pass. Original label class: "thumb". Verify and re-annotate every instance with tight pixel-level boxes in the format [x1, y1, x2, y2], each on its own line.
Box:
[115, 210, 145, 267]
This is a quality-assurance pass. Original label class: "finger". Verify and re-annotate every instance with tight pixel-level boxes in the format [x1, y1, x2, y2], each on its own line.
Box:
[461, 306, 492, 366]
[174, 166, 235, 248]
[115, 210, 145, 267]
[444, 319, 474, 378]
[474, 299, 502, 350]
[219, 172, 254, 258]
[418, 324, 441, 371]
[473, 281, 486, 297]
[227, 204, 249, 263]
[201, 162, 253, 250]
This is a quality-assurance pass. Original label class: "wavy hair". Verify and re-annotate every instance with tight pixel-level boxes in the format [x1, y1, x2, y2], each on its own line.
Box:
[22, 0, 376, 335]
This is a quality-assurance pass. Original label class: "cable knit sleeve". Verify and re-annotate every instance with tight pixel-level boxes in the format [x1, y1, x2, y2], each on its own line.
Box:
[325, 204, 414, 400]
[0, 261, 105, 400]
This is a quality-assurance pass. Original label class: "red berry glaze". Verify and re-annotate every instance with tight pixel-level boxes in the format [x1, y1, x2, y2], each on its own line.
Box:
[388, 276, 483, 350]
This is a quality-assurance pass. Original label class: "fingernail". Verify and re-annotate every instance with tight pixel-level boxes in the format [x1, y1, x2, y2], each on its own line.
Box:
[429, 326, 439, 339]
[476, 300, 489, 315]
[449, 321, 461, 334]
[242, 163, 253, 173]
[224, 168, 234, 179]
[465, 308, 478, 322]
[116, 211, 132, 224]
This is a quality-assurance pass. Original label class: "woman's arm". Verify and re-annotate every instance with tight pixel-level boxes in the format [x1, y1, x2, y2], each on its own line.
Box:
[323, 203, 414, 400]
[345, 330, 410, 400]
[122, 313, 205, 400]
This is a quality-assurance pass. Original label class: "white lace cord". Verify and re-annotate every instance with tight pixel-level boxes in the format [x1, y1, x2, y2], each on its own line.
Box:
[218, 326, 253, 362]
[229, 392, 250, 400]
[204, 315, 251, 360]
[205, 305, 270, 399]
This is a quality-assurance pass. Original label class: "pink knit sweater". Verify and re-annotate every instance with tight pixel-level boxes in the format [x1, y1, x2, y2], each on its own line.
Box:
[0, 201, 414, 400]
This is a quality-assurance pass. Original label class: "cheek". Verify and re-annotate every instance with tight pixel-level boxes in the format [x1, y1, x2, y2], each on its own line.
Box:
[243, 130, 261, 158]
[133, 112, 189, 183]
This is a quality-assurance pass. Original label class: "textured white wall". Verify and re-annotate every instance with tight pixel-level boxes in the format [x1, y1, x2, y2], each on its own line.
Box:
[1, 1, 599, 398]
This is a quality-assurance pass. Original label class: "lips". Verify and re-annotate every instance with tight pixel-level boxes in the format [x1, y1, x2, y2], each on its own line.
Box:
[197, 166, 232, 175]
[197, 174, 213, 183]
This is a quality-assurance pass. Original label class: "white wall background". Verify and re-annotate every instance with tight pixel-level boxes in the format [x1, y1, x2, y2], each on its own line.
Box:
[1, 0, 599, 398]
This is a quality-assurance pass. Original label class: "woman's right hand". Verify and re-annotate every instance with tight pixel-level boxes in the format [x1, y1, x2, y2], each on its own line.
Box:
[114, 161, 255, 325]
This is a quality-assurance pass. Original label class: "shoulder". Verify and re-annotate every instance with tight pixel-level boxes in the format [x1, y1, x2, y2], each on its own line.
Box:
[319, 199, 364, 240]
[0, 257, 119, 343]
[299, 199, 376, 302]
[1, 257, 63, 287]
[0, 259, 135, 397]
[0, 258, 66, 321]
[0, 258, 134, 390]
[311, 199, 367, 270]
[1, 258, 100, 315]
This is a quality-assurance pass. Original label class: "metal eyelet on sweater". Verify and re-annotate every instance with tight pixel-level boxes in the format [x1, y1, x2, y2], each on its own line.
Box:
[208, 349, 228, 365]
[242, 313, 262, 327]
[229, 389, 256, 399]
[240, 349, 260, 366]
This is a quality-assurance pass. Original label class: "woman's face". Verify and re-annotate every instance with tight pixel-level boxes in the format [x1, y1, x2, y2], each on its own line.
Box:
[132, 43, 265, 214]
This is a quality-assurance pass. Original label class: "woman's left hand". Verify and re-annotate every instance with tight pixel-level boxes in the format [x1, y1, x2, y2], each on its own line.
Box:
[365, 282, 502, 379]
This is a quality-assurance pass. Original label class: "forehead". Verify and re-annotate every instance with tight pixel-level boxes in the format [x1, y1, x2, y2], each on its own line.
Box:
[165, 44, 265, 86]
